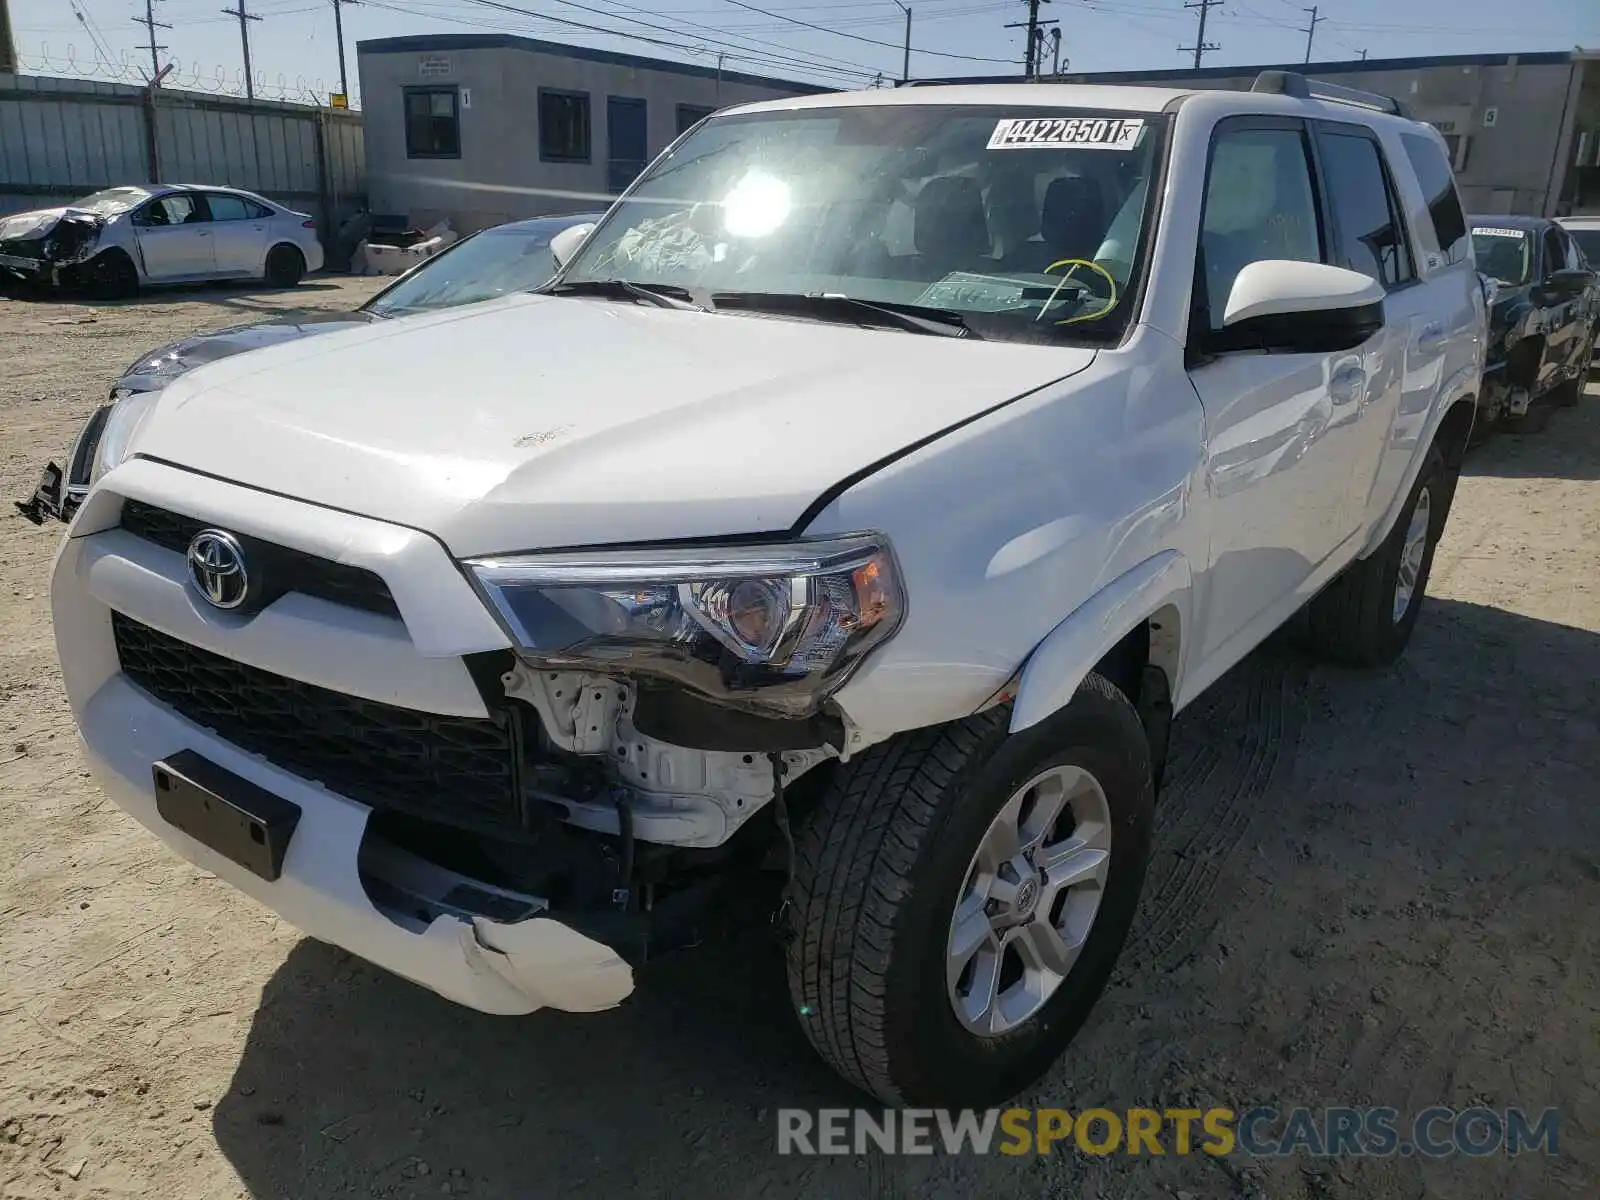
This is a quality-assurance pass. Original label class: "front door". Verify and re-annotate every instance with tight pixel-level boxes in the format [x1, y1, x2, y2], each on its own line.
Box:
[607, 96, 648, 195]
[132, 193, 216, 280]
[1185, 117, 1391, 659]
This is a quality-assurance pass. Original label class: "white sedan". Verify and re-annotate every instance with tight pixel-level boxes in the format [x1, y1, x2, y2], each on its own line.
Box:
[0, 184, 325, 293]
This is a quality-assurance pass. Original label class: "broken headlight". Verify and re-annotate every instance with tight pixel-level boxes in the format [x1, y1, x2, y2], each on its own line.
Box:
[467, 535, 904, 717]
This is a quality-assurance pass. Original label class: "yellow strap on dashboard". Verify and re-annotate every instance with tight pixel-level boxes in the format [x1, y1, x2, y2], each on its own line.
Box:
[1039, 257, 1119, 325]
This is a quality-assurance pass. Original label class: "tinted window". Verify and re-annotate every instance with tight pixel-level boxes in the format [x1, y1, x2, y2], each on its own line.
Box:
[368, 225, 567, 316]
[540, 90, 591, 162]
[1318, 129, 1414, 289]
[676, 104, 716, 136]
[405, 87, 460, 158]
[1542, 228, 1566, 274]
[1198, 125, 1323, 330]
[1567, 228, 1600, 265]
[206, 194, 252, 221]
[1470, 226, 1531, 285]
[1400, 132, 1468, 257]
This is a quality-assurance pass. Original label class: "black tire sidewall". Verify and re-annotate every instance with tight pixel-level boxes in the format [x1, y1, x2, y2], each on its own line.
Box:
[880, 687, 1154, 1106]
[266, 246, 304, 287]
[1376, 444, 1448, 658]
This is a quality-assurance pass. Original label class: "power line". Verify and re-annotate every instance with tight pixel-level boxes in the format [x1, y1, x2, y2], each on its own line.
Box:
[581, 0, 883, 76]
[716, 0, 1018, 64]
[1179, 0, 1220, 69]
[220, 0, 264, 98]
[1004, 0, 1055, 79]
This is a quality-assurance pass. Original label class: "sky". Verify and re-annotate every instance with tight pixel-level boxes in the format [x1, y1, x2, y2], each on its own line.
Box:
[9, 0, 1599, 105]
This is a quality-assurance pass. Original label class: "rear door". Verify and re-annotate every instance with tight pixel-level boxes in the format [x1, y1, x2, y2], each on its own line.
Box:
[1310, 120, 1432, 535]
[204, 192, 270, 275]
[131, 192, 216, 280]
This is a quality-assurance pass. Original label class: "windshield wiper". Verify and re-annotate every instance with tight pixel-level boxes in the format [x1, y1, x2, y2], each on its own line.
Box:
[544, 278, 704, 310]
[708, 292, 977, 338]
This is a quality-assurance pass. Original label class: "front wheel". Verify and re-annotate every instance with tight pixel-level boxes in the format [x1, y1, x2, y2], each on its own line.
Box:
[784, 675, 1154, 1106]
[80, 249, 138, 298]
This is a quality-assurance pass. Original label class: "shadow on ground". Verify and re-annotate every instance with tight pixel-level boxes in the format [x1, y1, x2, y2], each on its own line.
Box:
[1460, 385, 1600, 481]
[210, 601, 1600, 1200]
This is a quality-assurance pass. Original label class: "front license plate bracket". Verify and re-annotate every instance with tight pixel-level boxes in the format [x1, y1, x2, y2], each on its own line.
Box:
[153, 750, 302, 881]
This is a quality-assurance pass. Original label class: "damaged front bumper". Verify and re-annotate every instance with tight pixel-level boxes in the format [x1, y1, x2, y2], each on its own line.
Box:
[0, 209, 106, 285]
[73, 669, 636, 1016]
[14, 402, 112, 526]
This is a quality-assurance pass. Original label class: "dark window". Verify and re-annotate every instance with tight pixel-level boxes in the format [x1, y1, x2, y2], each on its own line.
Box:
[405, 86, 460, 158]
[1567, 228, 1600, 266]
[1317, 128, 1415, 289]
[1399, 132, 1468, 257]
[676, 104, 716, 136]
[1198, 123, 1325, 331]
[540, 89, 591, 162]
[1542, 227, 1567, 274]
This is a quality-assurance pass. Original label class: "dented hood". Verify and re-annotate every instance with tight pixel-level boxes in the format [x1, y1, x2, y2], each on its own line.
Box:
[0, 207, 103, 242]
[128, 291, 1095, 556]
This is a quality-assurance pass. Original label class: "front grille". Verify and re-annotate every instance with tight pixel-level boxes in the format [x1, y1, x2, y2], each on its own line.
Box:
[120, 499, 400, 619]
[113, 613, 522, 830]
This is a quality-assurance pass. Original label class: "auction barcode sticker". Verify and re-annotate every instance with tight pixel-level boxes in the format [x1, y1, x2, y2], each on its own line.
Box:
[1473, 226, 1527, 239]
[988, 116, 1145, 151]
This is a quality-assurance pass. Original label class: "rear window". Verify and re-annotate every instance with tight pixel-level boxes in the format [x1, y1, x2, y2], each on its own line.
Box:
[1471, 225, 1531, 286]
[1399, 133, 1468, 261]
[1566, 227, 1600, 266]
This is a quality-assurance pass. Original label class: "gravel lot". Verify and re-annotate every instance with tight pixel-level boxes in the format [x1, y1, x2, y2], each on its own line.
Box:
[0, 279, 1596, 1200]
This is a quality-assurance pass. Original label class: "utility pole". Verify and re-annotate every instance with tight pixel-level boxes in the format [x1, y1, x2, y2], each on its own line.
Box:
[0, 0, 16, 75]
[1301, 5, 1322, 64]
[1005, 0, 1053, 80]
[134, 0, 171, 84]
[1049, 26, 1062, 77]
[1358, 48, 1368, 61]
[891, 1, 911, 85]
[1179, 0, 1221, 70]
[221, 0, 263, 100]
[332, 0, 353, 102]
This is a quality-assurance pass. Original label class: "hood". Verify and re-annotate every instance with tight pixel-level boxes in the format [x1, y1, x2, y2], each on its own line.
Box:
[128, 292, 1094, 555]
[0, 207, 104, 241]
[116, 312, 381, 391]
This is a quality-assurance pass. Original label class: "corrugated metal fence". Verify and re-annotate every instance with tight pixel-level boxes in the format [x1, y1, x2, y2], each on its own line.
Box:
[0, 73, 364, 236]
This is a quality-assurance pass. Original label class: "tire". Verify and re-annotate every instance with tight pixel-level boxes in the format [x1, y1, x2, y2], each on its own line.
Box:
[264, 244, 305, 288]
[81, 249, 138, 299]
[1552, 376, 1582, 408]
[784, 674, 1155, 1107]
[1304, 442, 1450, 667]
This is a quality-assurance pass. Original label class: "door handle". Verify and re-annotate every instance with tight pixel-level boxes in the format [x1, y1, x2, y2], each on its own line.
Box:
[1329, 364, 1367, 405]
[1415, 324, 1447, 355]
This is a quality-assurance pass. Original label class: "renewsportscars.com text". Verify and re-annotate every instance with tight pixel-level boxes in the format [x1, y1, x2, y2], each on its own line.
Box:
[777, 1106, 1560, 1158]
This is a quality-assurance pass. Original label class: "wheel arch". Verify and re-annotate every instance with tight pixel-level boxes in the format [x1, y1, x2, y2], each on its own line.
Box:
[1008, 550, 1192, 736]
[1360, 373, 1478, 559]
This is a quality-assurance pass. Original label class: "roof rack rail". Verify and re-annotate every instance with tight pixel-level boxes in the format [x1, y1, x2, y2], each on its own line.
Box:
[1251, 69, 1406, 117]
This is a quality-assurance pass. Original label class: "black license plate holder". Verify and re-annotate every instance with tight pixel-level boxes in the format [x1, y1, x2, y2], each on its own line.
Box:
[153, 751, 302, 882]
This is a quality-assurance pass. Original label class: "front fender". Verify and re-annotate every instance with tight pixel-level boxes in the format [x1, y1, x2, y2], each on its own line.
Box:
[1010, 550, 1192, 733]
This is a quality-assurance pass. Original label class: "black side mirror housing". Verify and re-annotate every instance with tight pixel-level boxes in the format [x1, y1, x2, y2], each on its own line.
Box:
[1540, 267, 1594, 303]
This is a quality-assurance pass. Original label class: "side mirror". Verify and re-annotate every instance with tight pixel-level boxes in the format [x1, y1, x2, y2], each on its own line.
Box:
[1216, 259, 1386, 354]
[548, 223, 597, 272]
[1539, 267, 1592, 302]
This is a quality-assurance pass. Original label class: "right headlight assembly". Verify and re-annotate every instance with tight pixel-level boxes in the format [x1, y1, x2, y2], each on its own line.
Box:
[466, 534, 905, 718]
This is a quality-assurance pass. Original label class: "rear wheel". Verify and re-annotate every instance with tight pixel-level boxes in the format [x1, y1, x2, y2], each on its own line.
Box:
[1304, 443, 1450, 666]
[264, 244, 305, 288]
[784, 674, 1154, 1106]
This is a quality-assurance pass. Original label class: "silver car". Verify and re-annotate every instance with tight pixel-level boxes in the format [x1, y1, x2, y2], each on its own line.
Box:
[0, 184, 325, 293]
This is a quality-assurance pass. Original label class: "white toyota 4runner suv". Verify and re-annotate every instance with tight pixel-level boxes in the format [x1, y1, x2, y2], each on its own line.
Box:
[51, 72, 1484, 1106]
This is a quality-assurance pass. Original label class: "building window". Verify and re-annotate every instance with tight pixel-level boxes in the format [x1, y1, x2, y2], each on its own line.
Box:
[405, 86, 460, 158]
[676, 104, 716, 136]
[540, 89, 591, 163]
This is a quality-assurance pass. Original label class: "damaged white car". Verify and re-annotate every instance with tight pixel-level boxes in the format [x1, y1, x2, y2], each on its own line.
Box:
[0, 184, 323, 294]
[50, 76, 1483, 1105]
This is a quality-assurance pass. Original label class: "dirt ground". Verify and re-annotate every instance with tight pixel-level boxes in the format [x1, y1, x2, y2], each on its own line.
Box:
[0, 279, 1595, 1200]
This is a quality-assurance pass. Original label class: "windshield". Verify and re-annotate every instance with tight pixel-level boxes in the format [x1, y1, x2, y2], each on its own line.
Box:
[367, 224, 569, 315]
[1471, 226, 1531, 286]
[71, 187, 152, 215]
[1566, 227, 1600, 266]
[558, 105, 1166, 344]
